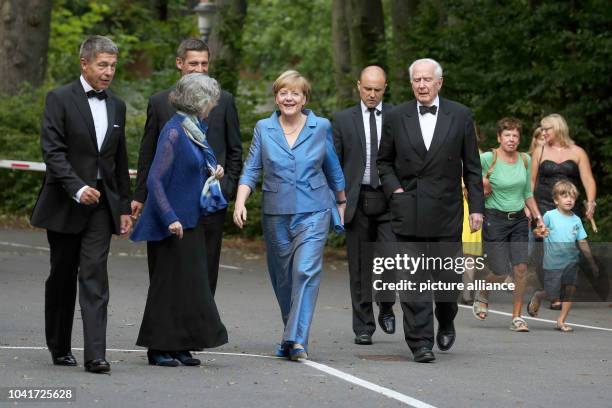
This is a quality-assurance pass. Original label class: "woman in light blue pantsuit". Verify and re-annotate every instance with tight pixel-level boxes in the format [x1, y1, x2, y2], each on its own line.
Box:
[233, 70, 346, 361]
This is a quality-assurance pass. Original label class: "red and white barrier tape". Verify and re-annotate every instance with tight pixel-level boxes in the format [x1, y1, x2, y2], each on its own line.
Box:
[0, 159, 137, 178]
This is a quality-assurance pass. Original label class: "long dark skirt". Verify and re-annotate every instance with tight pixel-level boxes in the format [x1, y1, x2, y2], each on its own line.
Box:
[136, 223, 228, 351]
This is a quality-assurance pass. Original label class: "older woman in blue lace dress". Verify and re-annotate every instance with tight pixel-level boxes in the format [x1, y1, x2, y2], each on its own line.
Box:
[131, 73, 228, 367]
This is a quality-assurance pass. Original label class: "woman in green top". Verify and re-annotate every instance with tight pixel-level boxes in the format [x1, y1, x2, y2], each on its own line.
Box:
[472, 117, 545, 332]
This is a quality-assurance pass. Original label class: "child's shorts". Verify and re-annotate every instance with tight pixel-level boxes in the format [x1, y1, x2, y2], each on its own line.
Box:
[544, 262, 579, 300]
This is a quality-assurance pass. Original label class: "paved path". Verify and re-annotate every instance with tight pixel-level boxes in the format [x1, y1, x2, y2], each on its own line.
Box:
[0, 229, 611, 407]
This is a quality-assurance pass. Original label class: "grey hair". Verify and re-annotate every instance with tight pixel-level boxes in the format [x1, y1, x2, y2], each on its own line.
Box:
[79, 36, 119, 61]
[169, 73, 220, 116]
[408, 58, 443, 81]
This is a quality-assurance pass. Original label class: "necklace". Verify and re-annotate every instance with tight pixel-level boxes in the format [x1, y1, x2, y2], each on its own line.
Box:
[280, 117, 304, 135]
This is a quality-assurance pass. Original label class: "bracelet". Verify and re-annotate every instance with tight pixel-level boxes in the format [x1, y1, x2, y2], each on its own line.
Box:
[336, 199, 347, 205]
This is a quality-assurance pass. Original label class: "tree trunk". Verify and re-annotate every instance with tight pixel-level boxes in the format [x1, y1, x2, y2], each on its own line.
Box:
[331, 0, 353, 109]
[389, 0, 420, 102]
[345, 0, 386, 78]
[0, 0, 52, 94]
[151, 0, 168, 21]
[208, 0, 247, 95]
[331, 0, 386, 109]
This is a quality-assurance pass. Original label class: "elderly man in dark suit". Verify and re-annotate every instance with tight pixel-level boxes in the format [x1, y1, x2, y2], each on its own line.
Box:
[377, 58, 484, 363]
[31, 36, 132, 373]
[333, 66, 396, 346]
[131, 38, 242, 294]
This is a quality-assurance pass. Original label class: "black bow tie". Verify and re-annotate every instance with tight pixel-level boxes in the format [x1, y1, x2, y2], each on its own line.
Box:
[86, 89, 108, 100]
[368, 107, 381, 116]
[419, 105, 437, 115]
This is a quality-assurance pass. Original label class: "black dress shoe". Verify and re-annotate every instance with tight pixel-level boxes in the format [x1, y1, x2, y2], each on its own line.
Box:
[52, 352, 77, 366]
[354, 333, 373, 345]
[413, 347, 435, 363]
[84, 359, 111, 373]
[378, 312, 396, 334]
[147, 350, 179, 367]
[436, 323, 456, 351]
[170, 351, 200, 366]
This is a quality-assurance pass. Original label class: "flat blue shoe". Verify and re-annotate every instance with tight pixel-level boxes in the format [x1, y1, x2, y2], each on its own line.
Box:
[275, 344, 289, 358]
[289, 344, 307, 361]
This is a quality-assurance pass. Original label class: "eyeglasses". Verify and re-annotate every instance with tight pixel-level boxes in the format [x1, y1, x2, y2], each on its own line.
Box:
[541, 126, 554, 133]
[278, 90, 303, 99]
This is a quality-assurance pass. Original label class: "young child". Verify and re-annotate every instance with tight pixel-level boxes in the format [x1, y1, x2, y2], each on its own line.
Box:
[528, 180, 598, 331]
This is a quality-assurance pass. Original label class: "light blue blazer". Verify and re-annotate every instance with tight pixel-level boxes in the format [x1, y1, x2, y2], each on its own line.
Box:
[240, 110, 345, 215]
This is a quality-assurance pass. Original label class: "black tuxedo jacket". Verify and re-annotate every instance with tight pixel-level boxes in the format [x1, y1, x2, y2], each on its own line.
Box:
[377, 97, 484, 237]
[133, 87, 243, 202]
[30, 79, 131, 234]
[333, 102, 393, 224]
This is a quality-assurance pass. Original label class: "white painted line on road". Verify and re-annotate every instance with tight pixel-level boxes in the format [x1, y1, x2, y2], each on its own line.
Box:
[458, 304, 612, 332]
[0, 241, 240, 270]
[0, 241, 49, 251]
[302, 359, 437, 408]
[0, 345, 436, 408]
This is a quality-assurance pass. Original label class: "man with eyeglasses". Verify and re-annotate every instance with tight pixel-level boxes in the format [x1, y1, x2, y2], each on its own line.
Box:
[377, 58, 484, 363]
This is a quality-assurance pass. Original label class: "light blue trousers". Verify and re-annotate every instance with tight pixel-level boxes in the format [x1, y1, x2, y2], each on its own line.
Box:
[262, 209, 331, 352]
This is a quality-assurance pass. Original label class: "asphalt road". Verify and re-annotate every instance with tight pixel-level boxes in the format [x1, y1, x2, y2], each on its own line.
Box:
[0, 229, 611, 408]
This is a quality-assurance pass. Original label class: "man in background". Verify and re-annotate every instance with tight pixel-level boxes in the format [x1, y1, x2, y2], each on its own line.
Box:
[131, 38, 242, 295]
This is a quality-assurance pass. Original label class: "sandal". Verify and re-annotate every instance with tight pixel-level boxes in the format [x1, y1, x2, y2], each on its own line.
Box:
[510, 317, 529, 332]
[555, 323, 574, 332]
[472, 294, 488, 320]
[527, 293, 540, 317]
[550, 300, 562, 310]
[290, 343, 308, 361]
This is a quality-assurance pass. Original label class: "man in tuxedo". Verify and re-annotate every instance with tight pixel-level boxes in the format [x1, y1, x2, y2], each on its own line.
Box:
[377, 58, 484, 362]
[333, 66, 396, 345]
[131, 38, 242, 294]
[31, 36, 132, 373]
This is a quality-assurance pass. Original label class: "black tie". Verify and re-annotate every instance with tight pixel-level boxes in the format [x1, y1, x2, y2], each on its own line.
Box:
[419, 105, 437, 115]
[86, 89, 108, 100]
[368, 107, 380, 188]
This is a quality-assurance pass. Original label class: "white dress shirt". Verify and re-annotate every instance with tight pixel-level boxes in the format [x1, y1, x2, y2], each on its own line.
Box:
[417, 95, 439, 150]
[361, 100, 383, 185]
[75, 76, 108, 202]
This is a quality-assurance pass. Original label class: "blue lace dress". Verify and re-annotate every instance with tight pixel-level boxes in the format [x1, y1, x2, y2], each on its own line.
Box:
[132, 114, 227, 351]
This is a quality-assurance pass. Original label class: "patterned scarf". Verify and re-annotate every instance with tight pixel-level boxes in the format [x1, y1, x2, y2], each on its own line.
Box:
[178, 111, 228, 215]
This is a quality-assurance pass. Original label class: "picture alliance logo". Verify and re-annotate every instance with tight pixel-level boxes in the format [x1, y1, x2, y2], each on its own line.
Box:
[371, 254, 487, 275]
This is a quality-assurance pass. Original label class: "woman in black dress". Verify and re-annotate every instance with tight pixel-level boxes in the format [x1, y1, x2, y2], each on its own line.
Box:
[532, 113, 596, 219]
[530, 113, 597, 307]
[131, 73, 228, 366]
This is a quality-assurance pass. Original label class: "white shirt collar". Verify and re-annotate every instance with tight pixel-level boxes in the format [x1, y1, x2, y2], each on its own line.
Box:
[361, 100, 383, 114]
[417, 95, 440, 109]
[80, 75, 95, 93]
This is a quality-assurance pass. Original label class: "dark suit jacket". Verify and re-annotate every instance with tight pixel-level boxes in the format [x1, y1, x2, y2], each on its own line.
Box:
[30, 79, 131, 234]
[133, 87, 243, 203]
[377, 97, 484, 237]
[333, 102, 393, 224]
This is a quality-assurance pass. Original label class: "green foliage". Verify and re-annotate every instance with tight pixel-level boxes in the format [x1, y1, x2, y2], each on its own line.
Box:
[392, 0, 612, 239]
[397, 0, 612, 185]
[2, 0, 612, 243]
[239, 0, 336, 127]
[0, 86, 47, 213]
[1, 0, 198, 215]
